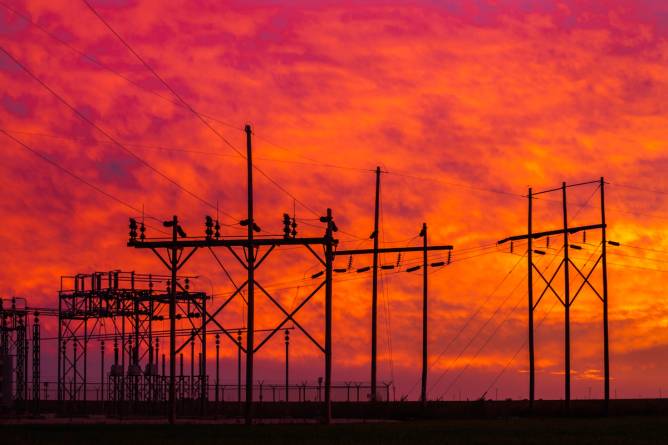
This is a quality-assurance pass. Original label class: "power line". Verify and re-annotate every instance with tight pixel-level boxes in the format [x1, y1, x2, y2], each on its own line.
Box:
[0, 129, 168, 234]
[81, 0, 321, 218]
[0, 2, 242, 132]
[478, 242, 603, 399]
[0, 128, 376, 174]
[0, 45, 239, 225]
[403, 248, 522, 397]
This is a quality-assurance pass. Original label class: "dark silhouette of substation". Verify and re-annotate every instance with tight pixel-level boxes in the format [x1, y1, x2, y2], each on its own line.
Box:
[0, 126, 621, 424]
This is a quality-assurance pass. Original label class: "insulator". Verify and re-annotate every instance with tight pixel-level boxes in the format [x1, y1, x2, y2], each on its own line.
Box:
[447, 251, 452, 265]
[311, 271, 324, 279]
[406, 265, 421, 272]
[185, 278, 190, 290]
[177, 225, 187, 238]
[430, 261, 445, 267]
[252, 223, 261, 233]
[510, 241, 514, 254]
[380, 265, 394, 270]
[608, 240, 620, 246]
[356, 266, 371, 273]
[139, 222, 145, 241]
[205, 216, 214, 239]
[283, 213, 291, 239]
[129, 218, 137, 240]
[214, 220, 221, 239]
[583, 231, 586, 243]
[533, 249, 546, 255]
[570, 244, 582, 250]
[396, 253, 401, 267]
[546, 236, 550, 248]
[347, 255, 353, 270]
[369, 231, 377, 240]
[334, 268, 347, 273]
[291, 218, 297, 238]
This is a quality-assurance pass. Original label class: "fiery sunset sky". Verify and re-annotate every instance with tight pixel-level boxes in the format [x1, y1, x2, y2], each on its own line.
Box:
[2, 0, 668, 401]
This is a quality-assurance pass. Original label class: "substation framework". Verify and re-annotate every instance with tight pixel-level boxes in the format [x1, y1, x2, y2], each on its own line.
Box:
[125, 127, 455, 424]
[0, 127, 617, 423]
[57, 271, 209, 413]
[0, 297, 42, 414]
[498, 178, 611, 411]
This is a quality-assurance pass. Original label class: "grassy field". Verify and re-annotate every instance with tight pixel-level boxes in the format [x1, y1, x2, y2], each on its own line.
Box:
[1, 416, 668, 445]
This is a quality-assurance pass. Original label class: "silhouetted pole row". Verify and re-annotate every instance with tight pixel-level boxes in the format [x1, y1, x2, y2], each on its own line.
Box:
[336, 240, 454, 403]
[499, 177, 611, 412]
[338, 167, 454, 403]
[127, 125, 336, 424]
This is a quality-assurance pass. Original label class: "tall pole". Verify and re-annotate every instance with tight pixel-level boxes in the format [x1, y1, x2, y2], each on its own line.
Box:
[100, 340, 104, 403]
[562, 183, 571, 408]
[201, 288, 207, 412]
[420, 223, 428, 404]
[324, 208, 333, 423]
[284, 329, 289, 402]
[57, 296, 62, 403]
[32, 312, 40, 414]
[371, 166, 381, 401]
[244, 124, 255, 424]
[528, 188, 535, 407]
[600, 177, 610, 411]
[169, 215, 178, 424]
[237, 330, 242, 404]
[215, 334, 220, 404]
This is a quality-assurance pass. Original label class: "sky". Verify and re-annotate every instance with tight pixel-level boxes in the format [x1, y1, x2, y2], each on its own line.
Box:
[1, 0, 668, 402]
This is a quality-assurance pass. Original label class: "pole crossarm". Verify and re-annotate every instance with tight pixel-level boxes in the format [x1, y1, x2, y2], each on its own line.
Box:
[336, 245, 453, 256]
[129, 237, 330, 249]
[498, 223, 605, 245]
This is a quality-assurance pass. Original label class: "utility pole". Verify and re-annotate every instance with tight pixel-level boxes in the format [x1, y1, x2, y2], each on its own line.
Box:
[498, 179, 611, 410]
[371, 166, 381, 402]
[284, 329, 289, 403]
[126, 124, 337, 424]
[237, 330, 242, 405]
[528, 188, 535, 407]
[100, 340, 104, 404]
[601, 177, 610, 412]
[420, 222, 428, 405]
[244, 123, 255, 424]
[215, 333, 220, 404]
[562, 182, 571, 409]
[324, 208, 334, 423]
[169, 215, 178, 425]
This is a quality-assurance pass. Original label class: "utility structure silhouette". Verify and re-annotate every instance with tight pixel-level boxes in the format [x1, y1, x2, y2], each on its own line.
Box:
[127, 124, 337, 424]
[57, 271, 204, 414]
[0, 298, 31, 411]
[498, 178, 612, 411]
[335, 167, 453, 403]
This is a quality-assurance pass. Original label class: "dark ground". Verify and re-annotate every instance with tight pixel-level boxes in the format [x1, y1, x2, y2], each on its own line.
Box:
[2, 416, 668, 445]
